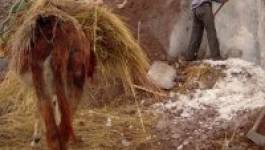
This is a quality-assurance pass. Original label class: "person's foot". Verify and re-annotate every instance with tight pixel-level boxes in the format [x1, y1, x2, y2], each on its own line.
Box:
[210, 55, 225, 61]
[167, 59, 175, 66]
[167, 55, 176, 65]
[180, 50, 198, 61]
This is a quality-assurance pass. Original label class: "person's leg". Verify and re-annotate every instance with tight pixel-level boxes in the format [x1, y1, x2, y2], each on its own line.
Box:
[185, 10, 204, 61]
[201, 3, 221, 59]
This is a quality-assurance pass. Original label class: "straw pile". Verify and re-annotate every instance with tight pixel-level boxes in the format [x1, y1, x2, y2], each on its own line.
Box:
[0, 72, 38, 148]
[175, 62, 223, 93]
[0, 0, 154, 123]
[1, 0, 151, 94]
[75, 6, 150, 93]
[0, 0, 153, 109]
[0, 0, 156, 148]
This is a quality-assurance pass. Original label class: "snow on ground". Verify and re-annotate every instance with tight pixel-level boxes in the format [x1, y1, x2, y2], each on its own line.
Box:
[155, 58, 265, 122]
[151, 58, 265, 149]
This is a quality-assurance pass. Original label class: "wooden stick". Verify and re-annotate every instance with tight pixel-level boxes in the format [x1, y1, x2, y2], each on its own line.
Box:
[252, 107, 265, 130]
[214, 2, 226, 17]
[137, 21, 141, 44]
[133, 84, 169, 98]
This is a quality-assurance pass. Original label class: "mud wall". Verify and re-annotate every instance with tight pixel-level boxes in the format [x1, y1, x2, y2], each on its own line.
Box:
[214, 0, 260, 64]
[109, 0, 265, 66]
[1, 0, 265, 66]
[259, 0, 265, 67]
[169, 0, 264, 65]
[105, 0, 182, 60]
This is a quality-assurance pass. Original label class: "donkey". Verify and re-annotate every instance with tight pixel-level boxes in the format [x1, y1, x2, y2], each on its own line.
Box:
[17, 15, 95, 150]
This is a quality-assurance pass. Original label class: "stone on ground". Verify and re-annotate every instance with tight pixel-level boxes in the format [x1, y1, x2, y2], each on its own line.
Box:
[147, 61, 177, 90]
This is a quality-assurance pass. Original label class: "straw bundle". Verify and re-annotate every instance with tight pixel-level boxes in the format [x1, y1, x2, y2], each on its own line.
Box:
[0, 71, 36, 116]
[9, 2, 85, 72]
[0, 0, 155, 148]
[0, 0, 155, 120]
[175, 63, 222, 93]
[75, 6, 150, 93]
[3, 0, 151, 95]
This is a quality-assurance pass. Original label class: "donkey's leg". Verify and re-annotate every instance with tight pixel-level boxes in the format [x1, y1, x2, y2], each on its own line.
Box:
[51, 56, 74, 147]
[31, 63, 64, 150]
[67, 48, 87, 143]
[51, 95, 82, 145]
[53, 73, 74, 146]
[31, 120, 42, 149]
[52, 96, 61, 126]
[67, 90, 83, 144]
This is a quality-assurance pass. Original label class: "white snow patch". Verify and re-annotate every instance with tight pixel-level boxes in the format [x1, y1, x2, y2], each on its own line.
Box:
[155, 58, 265, 121]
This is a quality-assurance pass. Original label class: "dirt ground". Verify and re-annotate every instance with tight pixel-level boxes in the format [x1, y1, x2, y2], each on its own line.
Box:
[0, 1, 265, 150]
[0, 60, 264, 150]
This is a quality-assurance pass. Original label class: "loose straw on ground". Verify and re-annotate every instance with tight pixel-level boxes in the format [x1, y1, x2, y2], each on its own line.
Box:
[133, 84, 169, 98]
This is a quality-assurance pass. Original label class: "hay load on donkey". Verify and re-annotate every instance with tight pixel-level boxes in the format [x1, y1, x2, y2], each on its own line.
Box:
[3, 0, 152, 149]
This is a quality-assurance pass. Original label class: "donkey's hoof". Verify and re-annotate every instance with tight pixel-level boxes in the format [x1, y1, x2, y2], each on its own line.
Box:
[30, 137, 42, 149]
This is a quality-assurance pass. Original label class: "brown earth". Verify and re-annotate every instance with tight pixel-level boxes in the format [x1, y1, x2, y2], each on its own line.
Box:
[0, 1, 264, 150]
[104, 0, 183, 61]
[0, 0, 182, 61]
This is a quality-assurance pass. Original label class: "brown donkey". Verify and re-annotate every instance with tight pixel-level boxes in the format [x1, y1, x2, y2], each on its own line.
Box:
[17, 15, 95, 150]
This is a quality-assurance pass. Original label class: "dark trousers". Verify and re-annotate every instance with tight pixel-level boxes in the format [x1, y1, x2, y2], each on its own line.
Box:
[185, 3, 221, 61]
